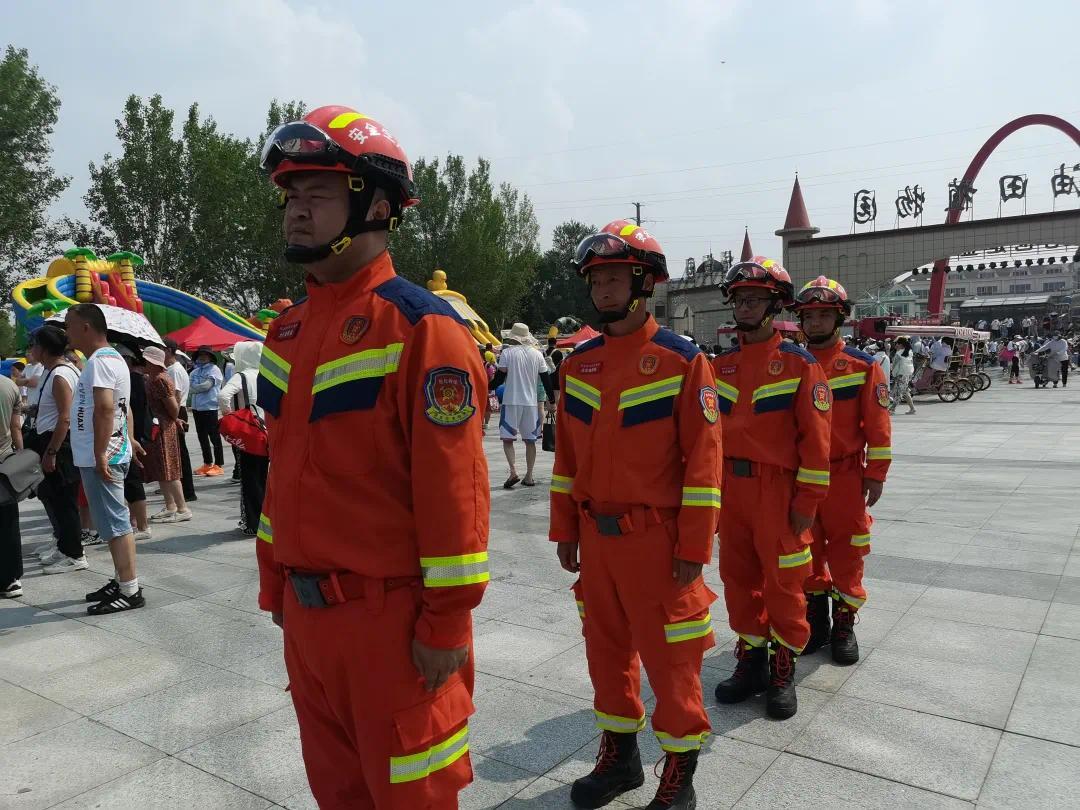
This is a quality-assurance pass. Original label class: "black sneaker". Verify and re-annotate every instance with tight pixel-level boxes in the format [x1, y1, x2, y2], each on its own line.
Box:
[85, 579, 120, 603]
[88, 588, 145, 615]
[81, 529, 104, 546]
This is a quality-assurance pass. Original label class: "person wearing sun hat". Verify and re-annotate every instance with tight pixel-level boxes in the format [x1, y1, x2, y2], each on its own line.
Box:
[187, 345, 225, 478]
[142, 345, 191, 523]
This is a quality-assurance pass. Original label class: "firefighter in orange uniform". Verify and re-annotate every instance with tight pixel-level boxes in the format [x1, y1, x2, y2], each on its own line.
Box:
[711, 257, 831, 720]
[550, 221, 722, 810]
[255, 106, 489, 810]
[788, 276, 891, 664]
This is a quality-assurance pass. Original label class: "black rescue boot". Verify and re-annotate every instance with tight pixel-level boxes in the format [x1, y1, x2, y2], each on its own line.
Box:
[802, 592, 831, 655]
[830, 601, 860, 665]
[570, 731, 644, 808]
[766, 640, 798, 720]
[646, 750, 699, 809]
[713, 638, 768, 704]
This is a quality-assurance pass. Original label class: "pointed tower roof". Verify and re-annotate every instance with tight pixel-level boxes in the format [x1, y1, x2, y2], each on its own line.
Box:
[776, 175, 819, 237]
[739, 228, 754, 262]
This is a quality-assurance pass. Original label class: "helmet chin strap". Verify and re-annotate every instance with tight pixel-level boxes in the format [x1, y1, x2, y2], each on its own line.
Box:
[284, 176, 402, 265]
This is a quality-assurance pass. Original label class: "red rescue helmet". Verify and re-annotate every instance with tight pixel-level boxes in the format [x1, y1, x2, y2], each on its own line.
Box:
[571, 220, 668, 282]
[789, 275, 852, 316]
[260, 105, 419, 208]
[720, 256, 794, 305]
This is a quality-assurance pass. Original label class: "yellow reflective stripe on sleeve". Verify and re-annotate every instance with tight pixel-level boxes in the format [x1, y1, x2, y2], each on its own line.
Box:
[551, 474, 574, 495]
[419, 552, 490, 587]
[256, 513, 272, 544]
[594, 710, 646, 733]
[850, 533, 872, 547]
[681, 487, 722, 508]
[778, 547, 812, 569]
[576, 600, 586, 619]
[311, 343, 403, 394]
[618, 375, 684, 409]
[796, 467, 830, 486]
[751, 377, 800, 402]
[656, 731, 710, 753]
[259, 346, 291, 393]
[564, 375, 602, 410]
[664, 612, 713, 643]
[715, 379, 739, 403]
[867, 446, 892, 460]
[828, 371, 867, 390]
[389, 725, 469, 784]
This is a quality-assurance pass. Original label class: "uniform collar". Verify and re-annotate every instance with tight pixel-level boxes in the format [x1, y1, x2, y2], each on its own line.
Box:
[738, 330, 783, 355]
[304, 250, 396, 302]
[602, 314, 660, 349]
[808, 338, 845, 361]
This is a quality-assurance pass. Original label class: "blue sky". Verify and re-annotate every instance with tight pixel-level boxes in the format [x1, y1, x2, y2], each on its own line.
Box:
[7, 0, 1080, 270]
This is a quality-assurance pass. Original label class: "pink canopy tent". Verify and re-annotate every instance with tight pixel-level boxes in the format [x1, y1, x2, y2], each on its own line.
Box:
[556, 325, 601, 348]
[165, 316, 252, 352]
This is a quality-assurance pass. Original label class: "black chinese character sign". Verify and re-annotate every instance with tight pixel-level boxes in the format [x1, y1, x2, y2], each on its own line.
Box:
[998, 174, 1027, 202]
[946, 178, 977, 212]
[853, 189, 876, 224]
[894, 185, 925, 219]
[1051, 163, 1080, 198]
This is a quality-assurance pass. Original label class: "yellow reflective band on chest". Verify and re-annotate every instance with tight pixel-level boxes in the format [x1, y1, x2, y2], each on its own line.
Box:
[550, 474, 574, 495]
[259, 346, 291, 393]
[867, 446, 892, 460]
[389, 725, 469, 784]
[256, 513, 272, 544]
[714, 379, 739, 403]
[751, 377, 800, 402]
[618, 374, 684, 409]
[311, 343, 403, 394]
[681, 487, 722, 508]
[419, 551, 490, 587]
[828, 372, 867, 390]
[564, 375, 602, 410]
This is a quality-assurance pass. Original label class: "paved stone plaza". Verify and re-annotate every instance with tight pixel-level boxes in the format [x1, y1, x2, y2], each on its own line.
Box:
[2, 376, 1080, 808]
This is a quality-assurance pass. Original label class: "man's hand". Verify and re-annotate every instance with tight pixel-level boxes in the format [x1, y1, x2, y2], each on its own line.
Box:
[42, 453, 56, 474]
[544, 402, 556, 414]
[557, 541, 580, 573]
[411, 639, 469, 692]
[271, 611, 283, 629]
[672, 558, 703, 587]
[863, 478, 884, 507]
[132, 440, 146, 469]
[789, 507, 813, 536]
[95, 455, 111, 482]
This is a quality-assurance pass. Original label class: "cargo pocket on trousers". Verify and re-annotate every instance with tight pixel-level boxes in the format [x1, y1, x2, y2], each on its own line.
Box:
[571, 579, 586, 637]
[390, 679, 475, 790]
[662, 579, 718, 662]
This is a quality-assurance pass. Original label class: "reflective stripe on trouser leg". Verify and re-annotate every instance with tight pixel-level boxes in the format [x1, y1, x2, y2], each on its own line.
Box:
[390, 726, 470, 784]
[656, 730, 710, 753]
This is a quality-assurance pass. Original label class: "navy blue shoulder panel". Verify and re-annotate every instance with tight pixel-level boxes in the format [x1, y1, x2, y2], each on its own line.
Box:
[571, 335, 605, 356]
[842, 346, 876, 365]
[779, 341, 817, 364]
[716, 345, 740, 358]
[374, 276, 467, 327]
[650, 328, 701, 362]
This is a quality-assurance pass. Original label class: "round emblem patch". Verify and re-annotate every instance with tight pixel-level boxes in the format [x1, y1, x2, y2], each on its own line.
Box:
[812, 381, 832, 412]
[639, 354, 659, 375]
[768, 359, 784, 376]
[423, 367, 476, 426]
[699, 386, 719, 424]
[834, 357, 849, 371]
[340, 315, 370, 345]
[876, 381, 890, 408]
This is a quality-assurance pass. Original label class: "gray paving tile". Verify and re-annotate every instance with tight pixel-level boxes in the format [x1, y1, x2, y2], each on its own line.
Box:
[177, 706, 307, 804]
[496, 591, 586, 639]
[281, 790, 318, 810]
[951, 546, 1068, 576]
[473, 619, 582, 679]
[1041, 601, 1080, 640]
[198, 579, 266, 615]
[0, 718, 164, 810]
[907, 587, 1050, 632]
[472, 581, 551, 620]
[703, 682, 833, 751]
[151, 611, 283, 668]
[1053, 575, 1080, 605]
[860, 577, 928, 612]
[734, 752, 972, 809]
[49, 756, 272, 809]
[460, 754, 539, 810]
[838, 648, 1021, 728]
[868, 535, 966, 563]
[92, 669, 292, 754]
[1006, 634, 1080, 746]
[878, 613, 1037, 675]
[787, 696, 1000, 801]
[497, 776, 576, 808]
[0, 623, 146, 687]
[978, 732, 1080, 809]
[78, 595, 253, 645]
[0, 680, 79, 746]
[932, 562, 1061, 601]
[226, 647, 290, 689]
[864, 554, 945, 586]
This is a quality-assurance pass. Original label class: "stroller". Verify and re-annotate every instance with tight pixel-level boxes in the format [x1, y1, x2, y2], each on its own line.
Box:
[1029, 354, 1053, 388]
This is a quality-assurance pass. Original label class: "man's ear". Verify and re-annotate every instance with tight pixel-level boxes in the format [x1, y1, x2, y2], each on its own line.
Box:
[643, 274, 655, 294]
[369, 192, 391, 221]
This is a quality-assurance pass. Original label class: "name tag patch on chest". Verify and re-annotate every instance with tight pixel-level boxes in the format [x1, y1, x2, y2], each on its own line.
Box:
[340, 315, 370, 345]
[424, 367, 476, 426]
[719, 366, 736, 375]
[578, 361, 603, 374]
[275, 321, 301, 341]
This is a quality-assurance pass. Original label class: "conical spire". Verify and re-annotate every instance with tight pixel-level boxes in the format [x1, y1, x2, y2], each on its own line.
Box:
[740, 228, 754, 262]
[776, 174, 819, 237]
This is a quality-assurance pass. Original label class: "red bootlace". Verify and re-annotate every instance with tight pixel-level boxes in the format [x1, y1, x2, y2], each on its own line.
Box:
[771, 644, 794, 687]
[832, 607, 857, 642]
[652, 754, 686, 806]
[593, 731, 618, 774]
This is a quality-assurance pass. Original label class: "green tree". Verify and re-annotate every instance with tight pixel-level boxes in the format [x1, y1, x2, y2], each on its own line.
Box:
[519, 220, 596, 329]
[391, 155, 540, 330]
[0, 46, 69, 298]
[0, 314, 16, 358]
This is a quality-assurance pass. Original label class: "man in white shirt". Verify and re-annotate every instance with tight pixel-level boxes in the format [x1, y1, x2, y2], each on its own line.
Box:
[496, 322, 553, 488]
[163, 338, 196, 502]
[930, 337, 953, 373]
[1046, 334, 1070, 387]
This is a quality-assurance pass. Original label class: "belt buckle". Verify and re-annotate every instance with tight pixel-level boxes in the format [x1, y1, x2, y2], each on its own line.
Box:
[732, 459, 753, 477]
[595, 514, 623, 536]
[290, 573, 328, 608]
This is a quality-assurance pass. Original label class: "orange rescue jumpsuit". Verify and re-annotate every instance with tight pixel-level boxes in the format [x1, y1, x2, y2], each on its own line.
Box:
[712, 332, 831, 653]
[803, 341, 892, 609]
[549, 317, 722, 753]
[255, 251, 489, 810]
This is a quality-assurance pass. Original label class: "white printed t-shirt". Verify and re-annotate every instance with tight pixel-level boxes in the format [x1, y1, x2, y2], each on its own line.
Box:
[70, 347, 132, 468]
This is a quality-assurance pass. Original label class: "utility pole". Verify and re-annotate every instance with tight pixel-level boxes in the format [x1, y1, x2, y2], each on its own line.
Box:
[632, 202, 643, 226]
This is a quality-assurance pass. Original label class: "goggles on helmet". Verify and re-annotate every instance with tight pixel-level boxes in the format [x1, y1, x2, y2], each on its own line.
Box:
[571, 232, 667, 276]
[260, 122, 353, 172]
[724, 261, 777, 285]
[794, 285, 845, 306]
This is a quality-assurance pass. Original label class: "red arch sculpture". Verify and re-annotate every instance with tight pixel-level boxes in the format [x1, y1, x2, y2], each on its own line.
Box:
[928, 114, 1080, 318]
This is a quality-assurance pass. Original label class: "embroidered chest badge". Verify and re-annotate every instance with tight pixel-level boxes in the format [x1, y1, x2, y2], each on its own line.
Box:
[639, 354, 659, 375]
[340, 315, 370, 345]
[812, 381, 832, 412]
[424, 367, 476, 426]
[275, 321, 301, 341]
[768, 359, 784, 376]
[834, 357, 849, 371]
[699, 386, 719, 424]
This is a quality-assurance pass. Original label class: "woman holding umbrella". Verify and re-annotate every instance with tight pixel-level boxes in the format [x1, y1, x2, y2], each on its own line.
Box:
[188, 346, 225, 477]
